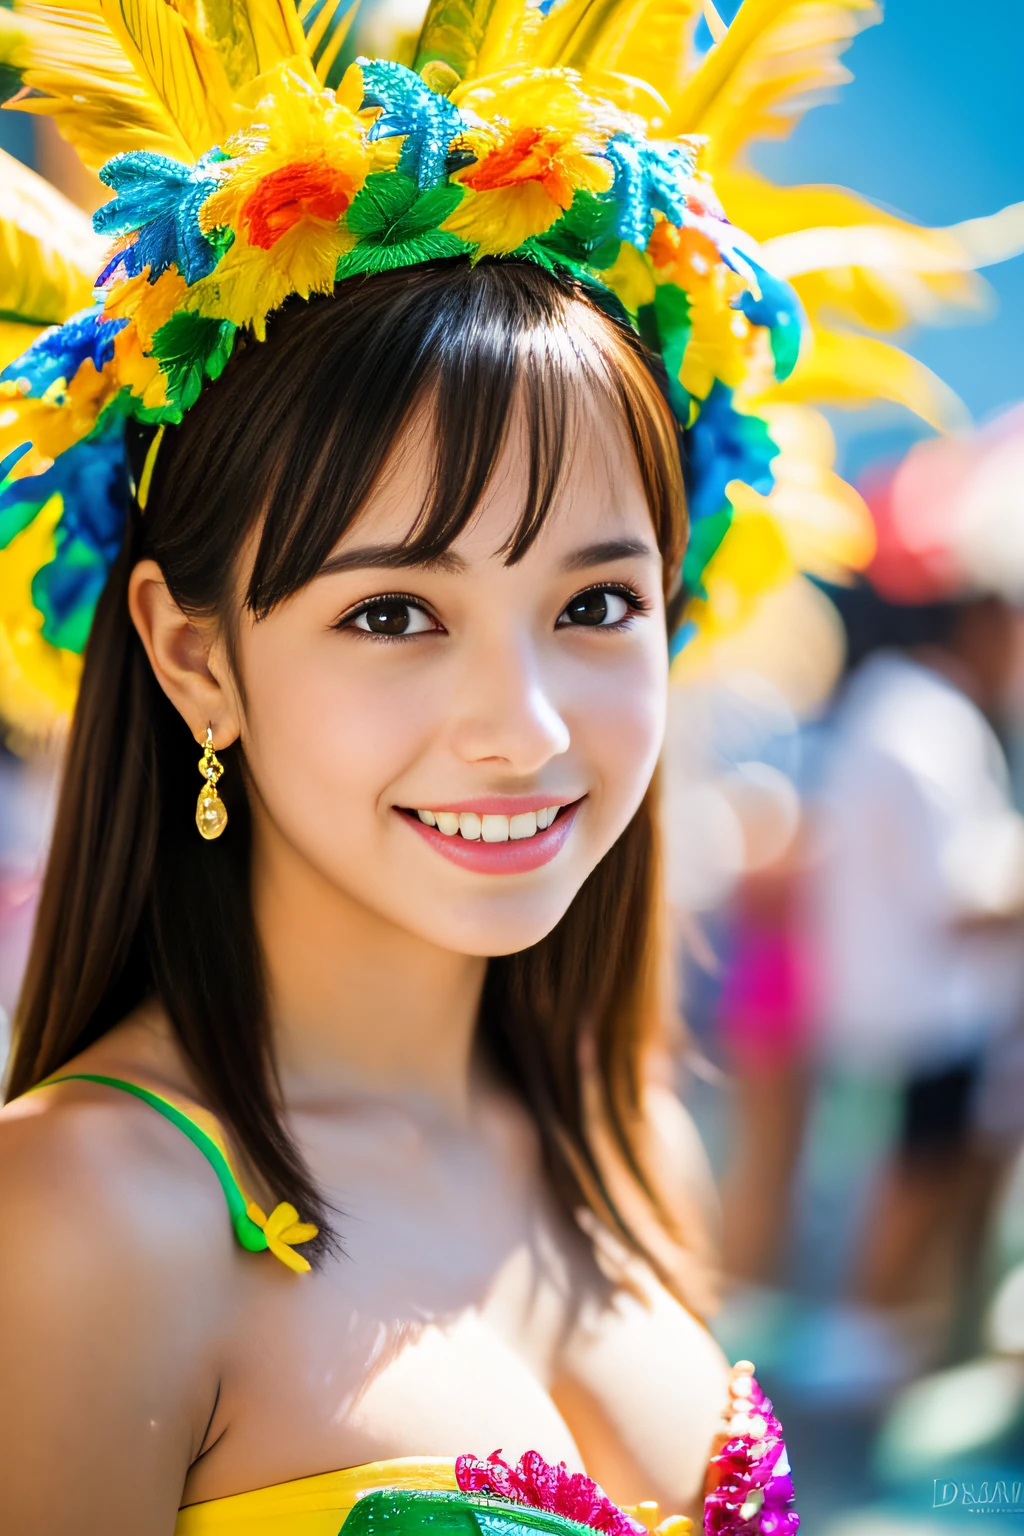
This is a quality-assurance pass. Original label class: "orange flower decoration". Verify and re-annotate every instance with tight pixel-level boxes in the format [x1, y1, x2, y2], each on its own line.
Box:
[240, 159, 363, 251]
[443, 68, 626, 257]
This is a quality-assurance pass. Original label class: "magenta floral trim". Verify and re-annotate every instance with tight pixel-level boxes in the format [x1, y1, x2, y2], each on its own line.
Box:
[455, 1450, 645, 1536]
[454, 1362, 797, 1536]
[703, 1367, 799, 1536]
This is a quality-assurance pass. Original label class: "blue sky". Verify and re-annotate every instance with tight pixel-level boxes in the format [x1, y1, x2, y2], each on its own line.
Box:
[726, 0, 1024, 476]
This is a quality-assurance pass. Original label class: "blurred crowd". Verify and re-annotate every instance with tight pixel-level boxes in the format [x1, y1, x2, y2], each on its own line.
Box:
[667, 405, 1024, 1532]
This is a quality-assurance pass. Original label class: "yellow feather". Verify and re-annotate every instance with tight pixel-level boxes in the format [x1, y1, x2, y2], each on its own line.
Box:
[766, 326, 969, 434]
[0, 321, 42, 371]
[303, 0, 347, 58]
[534, 0, 637, 70]
[719, 169, 991, 336]
[414, 0, 546, 82]
[236, 0, 309, 77]
[702, 0, 726, 43]
[751, 403, 876, 577]
[96, 0, 235, 157]
[414, 0, 501, 79]
[474, 0, 542, 76]
[1, 1, 189, 165]
[668, 0, 879, 151]
[0, 149, 103, 348]
[314, 0, 361, 86]
[531, 0, 701, 121]
[0, 494, 82, 749]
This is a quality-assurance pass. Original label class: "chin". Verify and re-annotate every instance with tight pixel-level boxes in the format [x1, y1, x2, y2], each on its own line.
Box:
[399, 888, 582, 959]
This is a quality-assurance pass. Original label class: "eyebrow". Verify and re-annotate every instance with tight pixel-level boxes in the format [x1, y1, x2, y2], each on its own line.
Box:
[559, 538, 657, 572]
[317, 535, 657, 579]
[317, 544, 467, 576]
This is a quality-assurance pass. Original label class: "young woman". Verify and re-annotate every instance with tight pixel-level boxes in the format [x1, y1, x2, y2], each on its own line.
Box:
[0, 254, 751, 1533]
[0, 2, 811, 1531]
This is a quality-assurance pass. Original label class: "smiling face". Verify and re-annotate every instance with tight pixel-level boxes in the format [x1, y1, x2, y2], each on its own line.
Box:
[232, 398, 669, 957]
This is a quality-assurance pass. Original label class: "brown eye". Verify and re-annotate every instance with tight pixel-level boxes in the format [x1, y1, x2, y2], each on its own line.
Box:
[559, 589, 632, 627]
[348, 598, 436, 636]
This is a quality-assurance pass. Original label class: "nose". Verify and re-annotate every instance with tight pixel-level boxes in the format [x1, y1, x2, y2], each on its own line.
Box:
[447, 630, 571, 774]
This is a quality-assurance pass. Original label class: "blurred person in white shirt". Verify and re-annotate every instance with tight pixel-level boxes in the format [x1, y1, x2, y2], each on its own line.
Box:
[809, 584, 1024, 1342]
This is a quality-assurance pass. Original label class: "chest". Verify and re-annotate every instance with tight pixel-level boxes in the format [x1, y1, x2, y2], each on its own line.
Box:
[184, 1108, 589, 1502]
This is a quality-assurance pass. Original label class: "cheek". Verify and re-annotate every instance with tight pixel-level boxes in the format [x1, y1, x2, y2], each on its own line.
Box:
[237, 625, 439, 835]
[562, 629, 668, 816]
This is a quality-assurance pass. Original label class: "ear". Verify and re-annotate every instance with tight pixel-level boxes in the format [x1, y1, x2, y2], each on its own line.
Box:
[128, 559, 241, 747]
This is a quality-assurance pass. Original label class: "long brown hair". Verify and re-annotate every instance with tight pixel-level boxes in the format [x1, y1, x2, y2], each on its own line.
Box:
[7, 259, 704, 1298]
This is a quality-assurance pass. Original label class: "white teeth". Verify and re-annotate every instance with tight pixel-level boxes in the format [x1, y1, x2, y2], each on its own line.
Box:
[458, 811, 482, 841]
[413, 805, 565, 840]
[481, 815, 509, 843]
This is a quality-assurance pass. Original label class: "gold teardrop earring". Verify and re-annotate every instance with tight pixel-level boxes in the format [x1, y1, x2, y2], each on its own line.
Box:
[196, 727, 228, 840]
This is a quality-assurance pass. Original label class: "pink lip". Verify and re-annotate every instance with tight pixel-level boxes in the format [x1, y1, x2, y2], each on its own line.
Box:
[399, 800, 583, 875]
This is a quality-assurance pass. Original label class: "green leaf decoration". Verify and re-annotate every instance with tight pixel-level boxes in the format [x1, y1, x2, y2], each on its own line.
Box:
[0, 488, 41, 551]
[507, 238, 562, 276]
[151, 311, 237, 414]
[344, 1488, 617, 1536]
[505, 235, 632, 337]
[682, 504, 732, 598]
[574, 273, 633, 332]
[413, 0, 500, 79]
[638, 282, 691, 421]
[540, 191, 621, 271]
[338, 174, 470, 276]
[346, 172, 465, 242]
[508, 238, 602, 293]
[337, 228, 470, 278]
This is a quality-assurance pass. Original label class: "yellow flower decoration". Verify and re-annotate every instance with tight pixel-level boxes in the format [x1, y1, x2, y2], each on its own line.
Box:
[103, 266, 190, 412]
[191, 64, 370, 338]
[246, 1199, 319, 1274]
[443, 68, 622, 257]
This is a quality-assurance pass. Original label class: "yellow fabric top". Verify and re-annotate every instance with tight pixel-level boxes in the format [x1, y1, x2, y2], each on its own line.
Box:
[175, 1456, 459, 1536]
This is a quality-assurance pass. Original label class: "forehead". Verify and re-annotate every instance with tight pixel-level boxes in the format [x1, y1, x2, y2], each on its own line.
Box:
[334, 387, 654, 568]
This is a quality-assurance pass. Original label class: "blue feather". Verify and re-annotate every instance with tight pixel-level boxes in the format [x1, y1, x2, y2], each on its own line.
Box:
[684, 381, 779, 526]
[95, 152, 225, 284]
[1, 306, 128, 397]
[359, 59, 465, 190]
[0, 414, 128, 653]
[606, 136, 696, 249]
[738, 259, 805, 382]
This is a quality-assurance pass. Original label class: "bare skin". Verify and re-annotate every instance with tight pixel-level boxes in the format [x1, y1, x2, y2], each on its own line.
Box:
[0, 400, 728, 1534]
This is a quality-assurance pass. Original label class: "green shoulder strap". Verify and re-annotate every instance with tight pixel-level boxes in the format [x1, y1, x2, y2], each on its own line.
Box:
[36, 1073, 317, 1273]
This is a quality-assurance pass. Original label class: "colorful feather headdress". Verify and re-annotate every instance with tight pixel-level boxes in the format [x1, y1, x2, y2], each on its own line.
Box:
[0, 0, 1019, 741]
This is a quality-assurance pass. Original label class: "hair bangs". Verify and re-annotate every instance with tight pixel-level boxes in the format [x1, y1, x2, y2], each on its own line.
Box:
[161, 260, 686, 623]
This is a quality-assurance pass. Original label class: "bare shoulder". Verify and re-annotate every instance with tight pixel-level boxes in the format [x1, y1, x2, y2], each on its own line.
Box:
[0, 1070, 234, 1529]
[0, 1067, 237, 1294]
[1, 1001, 234, 1255]
[0, 1071, 235, 1383]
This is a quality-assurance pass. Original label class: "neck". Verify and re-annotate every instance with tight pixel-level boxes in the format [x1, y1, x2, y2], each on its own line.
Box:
[251, 819, 486, 1119]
